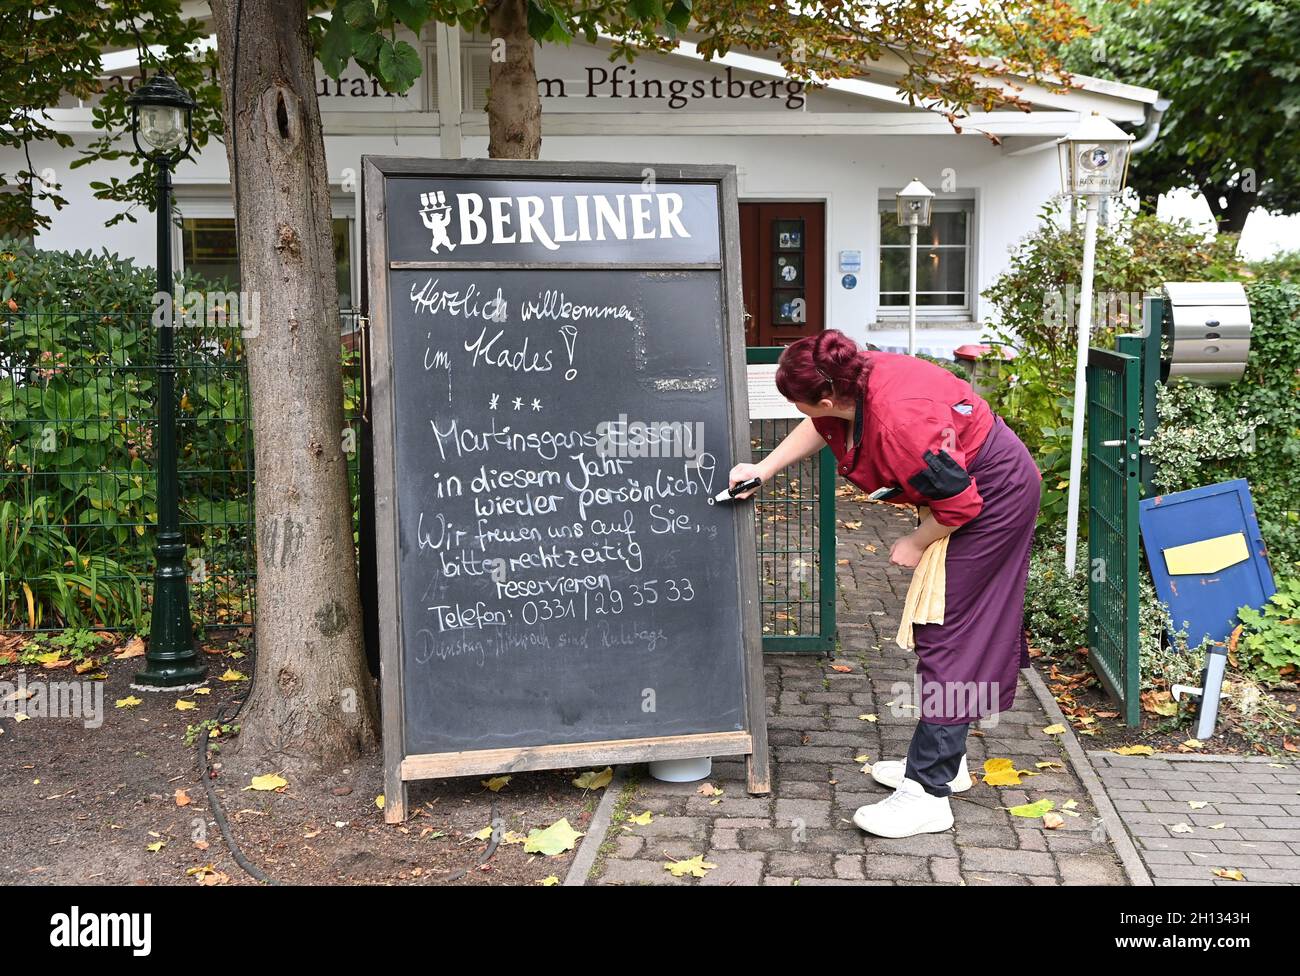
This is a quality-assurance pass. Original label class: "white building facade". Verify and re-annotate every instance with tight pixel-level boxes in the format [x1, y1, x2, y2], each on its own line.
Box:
[12, 23, 1161, 355]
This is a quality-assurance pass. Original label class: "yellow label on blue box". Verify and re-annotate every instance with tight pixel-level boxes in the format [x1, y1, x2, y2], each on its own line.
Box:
[1162, 532, 1250, 576]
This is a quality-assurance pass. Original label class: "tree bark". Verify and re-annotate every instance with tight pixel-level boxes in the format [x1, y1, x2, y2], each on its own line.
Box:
[210, 0, 378, 777]
[1200, 180, 1256, 237]
[487, 0, 542, 159]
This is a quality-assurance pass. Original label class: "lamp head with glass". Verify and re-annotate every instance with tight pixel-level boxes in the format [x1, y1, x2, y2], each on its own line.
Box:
[127, 73, 196, 162]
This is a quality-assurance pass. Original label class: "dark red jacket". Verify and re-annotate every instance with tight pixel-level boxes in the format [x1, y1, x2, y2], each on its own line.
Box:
[811, 352, 996, 528]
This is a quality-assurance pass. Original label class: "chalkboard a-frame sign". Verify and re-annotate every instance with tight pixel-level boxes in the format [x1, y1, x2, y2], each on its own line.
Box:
[362, 157, 769, 822]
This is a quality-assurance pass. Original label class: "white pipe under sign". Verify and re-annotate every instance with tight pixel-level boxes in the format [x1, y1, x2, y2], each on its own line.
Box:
[908, 223, 918, 356]
[1065, 196, 1100, 578]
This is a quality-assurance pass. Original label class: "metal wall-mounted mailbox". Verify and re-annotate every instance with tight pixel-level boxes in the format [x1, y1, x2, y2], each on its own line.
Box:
[1161, 281, 1252, 385]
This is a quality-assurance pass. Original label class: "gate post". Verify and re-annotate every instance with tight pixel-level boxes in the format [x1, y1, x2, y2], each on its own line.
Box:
[745, 346, 838, 653]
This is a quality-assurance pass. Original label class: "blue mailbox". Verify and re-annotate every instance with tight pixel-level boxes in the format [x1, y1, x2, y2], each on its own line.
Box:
[1138, 479, 1275, 651]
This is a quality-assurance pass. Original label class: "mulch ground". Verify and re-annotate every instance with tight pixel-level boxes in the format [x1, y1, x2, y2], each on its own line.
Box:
[0, 632, 604, 886]
[1032, 645, 1300, 758]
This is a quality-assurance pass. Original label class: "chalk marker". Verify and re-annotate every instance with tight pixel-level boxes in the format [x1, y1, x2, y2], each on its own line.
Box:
[715, 477, 762, 502]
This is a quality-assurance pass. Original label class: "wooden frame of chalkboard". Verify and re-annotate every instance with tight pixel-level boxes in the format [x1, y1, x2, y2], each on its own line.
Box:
[362, 157, 769, 823]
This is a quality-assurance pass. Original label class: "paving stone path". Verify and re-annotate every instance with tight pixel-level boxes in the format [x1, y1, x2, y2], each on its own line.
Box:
[587, 495, 1130, 885]
[1093, 752, 1300, 886]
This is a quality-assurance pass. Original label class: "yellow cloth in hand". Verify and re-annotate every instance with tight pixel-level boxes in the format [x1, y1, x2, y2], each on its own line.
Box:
[895, 511, 949, 650]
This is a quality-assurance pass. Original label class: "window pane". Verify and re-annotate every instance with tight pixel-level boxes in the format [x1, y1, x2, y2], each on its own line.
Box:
[332, 217, 353, 309]
[880, 208, 967, 247]
[182, 218, 241, 288]
[879, 214, 911, 247]
[880, 249, 966, 297]
[772, 289, 806, 324]
[923, 210, 967, 247]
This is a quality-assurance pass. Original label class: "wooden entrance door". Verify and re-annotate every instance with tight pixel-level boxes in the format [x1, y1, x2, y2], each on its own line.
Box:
[738, 202, 825, 346]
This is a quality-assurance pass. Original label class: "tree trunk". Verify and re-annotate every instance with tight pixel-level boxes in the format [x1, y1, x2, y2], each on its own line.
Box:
[1200, 180, 1256, 237]
[210, 0, 378, 777]
[487, 0, 542, 159]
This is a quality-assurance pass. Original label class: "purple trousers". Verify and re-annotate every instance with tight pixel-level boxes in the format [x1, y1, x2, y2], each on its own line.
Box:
[909, 415, 1041, 725]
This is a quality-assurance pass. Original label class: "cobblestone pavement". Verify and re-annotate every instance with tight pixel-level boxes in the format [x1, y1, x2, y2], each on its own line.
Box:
[1092, 752, 1300, 886]
[588, 496, 1130, 886]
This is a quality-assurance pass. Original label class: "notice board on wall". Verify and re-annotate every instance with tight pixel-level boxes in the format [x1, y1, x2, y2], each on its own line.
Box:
[361, 158, 769, 821]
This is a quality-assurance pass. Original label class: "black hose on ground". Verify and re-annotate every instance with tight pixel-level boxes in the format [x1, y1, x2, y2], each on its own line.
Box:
[437, 800, 502, 883]
[197, 715, 280, 886]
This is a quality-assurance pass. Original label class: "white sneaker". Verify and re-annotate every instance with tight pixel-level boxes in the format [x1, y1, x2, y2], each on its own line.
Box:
[852, 777, 954, 837]
[870, 755, 972, 793]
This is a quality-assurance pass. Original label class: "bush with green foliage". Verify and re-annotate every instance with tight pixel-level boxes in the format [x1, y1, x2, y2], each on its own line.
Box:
[1023, 530, 1168, 668]
[1249, 250, 1300, 284]
[1236, 577, 1300, 686]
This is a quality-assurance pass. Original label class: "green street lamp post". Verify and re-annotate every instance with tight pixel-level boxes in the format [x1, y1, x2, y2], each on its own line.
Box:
[128, 73, 206, 688]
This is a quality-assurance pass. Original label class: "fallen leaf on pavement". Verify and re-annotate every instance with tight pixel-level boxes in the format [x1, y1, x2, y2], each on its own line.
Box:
[983, 758, 1029, 786]
[1008, 799, 1054, 818]
[664, 854, 716, 878]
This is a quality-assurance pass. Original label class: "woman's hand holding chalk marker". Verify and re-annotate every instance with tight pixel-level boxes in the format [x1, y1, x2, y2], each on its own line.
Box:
[723, 462, 766, 500]
[716, 477, 763, 502]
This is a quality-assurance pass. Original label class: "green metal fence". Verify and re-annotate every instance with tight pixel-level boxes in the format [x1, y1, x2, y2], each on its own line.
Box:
[746, 347, 838, 653]
[1, 310, 254, 631]
[1086, 345, 1142, 726]
[0, 309, 363, 633]
[1, 318, 835, 654]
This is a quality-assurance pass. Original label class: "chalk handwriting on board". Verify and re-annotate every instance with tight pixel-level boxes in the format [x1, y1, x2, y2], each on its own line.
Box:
[369, 161, 765, 790]
[399, 268, 733, 676]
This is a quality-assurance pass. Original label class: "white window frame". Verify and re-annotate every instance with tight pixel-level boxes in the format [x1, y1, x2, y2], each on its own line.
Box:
[875, 193, 976, 322]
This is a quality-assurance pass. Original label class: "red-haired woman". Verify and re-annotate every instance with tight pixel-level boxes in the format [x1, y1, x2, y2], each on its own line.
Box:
[728, 330, 1041, 838]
